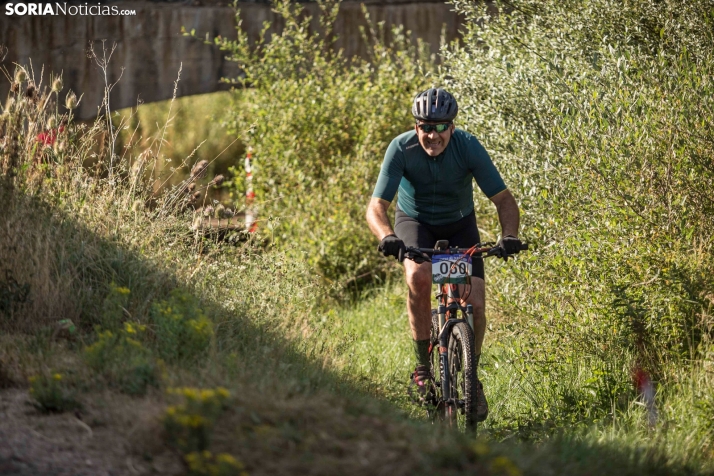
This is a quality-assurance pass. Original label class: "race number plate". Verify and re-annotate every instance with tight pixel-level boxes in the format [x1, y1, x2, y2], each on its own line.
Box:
[432, 254, 472, 284]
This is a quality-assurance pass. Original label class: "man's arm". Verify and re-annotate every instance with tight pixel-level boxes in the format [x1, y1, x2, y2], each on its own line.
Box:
[489, 189, 520, 237]
[366, 197, 395, 241]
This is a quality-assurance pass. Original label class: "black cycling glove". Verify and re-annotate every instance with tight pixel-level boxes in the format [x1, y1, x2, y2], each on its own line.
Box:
[495, 235, 522, 261]
[378, 234, 406, 259]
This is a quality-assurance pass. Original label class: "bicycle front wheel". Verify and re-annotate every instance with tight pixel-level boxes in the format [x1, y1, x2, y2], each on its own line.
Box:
[447, 321, 477, 431]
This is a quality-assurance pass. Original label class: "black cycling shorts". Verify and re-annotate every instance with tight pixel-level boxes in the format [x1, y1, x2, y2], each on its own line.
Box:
[394, 207, 485, 279]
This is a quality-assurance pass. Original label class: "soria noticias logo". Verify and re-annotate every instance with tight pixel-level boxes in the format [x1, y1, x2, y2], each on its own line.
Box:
[4, 3, 137, 16]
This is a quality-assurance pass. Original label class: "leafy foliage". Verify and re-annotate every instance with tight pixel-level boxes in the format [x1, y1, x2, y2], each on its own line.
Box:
[164, 386, 231, 453]
[84, 322, 161, 395]
[443, 0, 714, 421]
[28, 372, 79, 412]
[151, 289, 214, 362]
[210, 0, 433, 284]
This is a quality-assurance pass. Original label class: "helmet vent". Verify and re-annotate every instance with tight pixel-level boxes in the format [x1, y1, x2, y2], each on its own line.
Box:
[411, 88, 458, 122]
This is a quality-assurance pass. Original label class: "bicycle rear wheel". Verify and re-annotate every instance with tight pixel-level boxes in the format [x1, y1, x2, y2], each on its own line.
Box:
[447, 321, 477, 431]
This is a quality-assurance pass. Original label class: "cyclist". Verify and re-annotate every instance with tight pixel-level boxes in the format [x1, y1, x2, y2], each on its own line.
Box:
[365, 88, 522, 422]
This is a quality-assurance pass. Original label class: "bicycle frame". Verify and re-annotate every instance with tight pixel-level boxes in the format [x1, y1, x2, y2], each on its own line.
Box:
[401, 243, 492, 420]
[399, 240, 528, 427]
[432, 247, 483, 414]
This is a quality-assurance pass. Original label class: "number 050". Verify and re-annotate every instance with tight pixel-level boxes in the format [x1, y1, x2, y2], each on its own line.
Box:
[440, 262, 467, 275]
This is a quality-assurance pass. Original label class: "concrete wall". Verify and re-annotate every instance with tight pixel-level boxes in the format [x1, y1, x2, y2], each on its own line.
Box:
[1, 1, 464, 119]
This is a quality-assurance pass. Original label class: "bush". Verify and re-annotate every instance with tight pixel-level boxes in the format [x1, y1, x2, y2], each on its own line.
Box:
[28, 372, 79, 412]
[84, 323, 160, 395]
[150, 289, 214, 362]
[443, 0, 714, 418]
[164, 386, 231, 454]
[205, 0, 434, 284]
[100, 282, 131, 330]
[184, 451, 248, 476]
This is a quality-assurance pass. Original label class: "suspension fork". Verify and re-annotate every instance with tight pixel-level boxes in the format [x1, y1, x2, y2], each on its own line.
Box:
[439, 321, 451, 403]
[446, 283, 474, 331]
[437, 310, 460, 404]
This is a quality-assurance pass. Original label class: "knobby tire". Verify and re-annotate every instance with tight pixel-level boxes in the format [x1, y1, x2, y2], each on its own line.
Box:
[447, 321, 477, 431]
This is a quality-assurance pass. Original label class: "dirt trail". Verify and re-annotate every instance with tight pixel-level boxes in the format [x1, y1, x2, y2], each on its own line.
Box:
[0, 390, 181, 476]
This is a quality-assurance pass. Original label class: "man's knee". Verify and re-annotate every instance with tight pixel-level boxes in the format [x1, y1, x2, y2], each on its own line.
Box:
[406, 264, 431, 294]
[471, 300, 485, 317]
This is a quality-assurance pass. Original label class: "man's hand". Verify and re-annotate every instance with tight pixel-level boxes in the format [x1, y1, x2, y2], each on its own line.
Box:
[495, 235, 522, 261]
[378, 234, 405, 259]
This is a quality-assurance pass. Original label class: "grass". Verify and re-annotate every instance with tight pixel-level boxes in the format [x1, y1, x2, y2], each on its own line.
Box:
[1, 62, 713, 476]
[333, 284, 714, 475]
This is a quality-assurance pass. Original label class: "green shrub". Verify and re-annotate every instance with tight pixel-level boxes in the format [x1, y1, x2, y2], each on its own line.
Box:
[443, 0, 714, 420]
[84, 323, 160, 395]
[150, 289, 214, 362]
[164, 386, 231, 454]
[184, 451, 248, 476]
[28, 372, 79, 412]
[204, 0, 433, 284]
[99, 282, 131, 330]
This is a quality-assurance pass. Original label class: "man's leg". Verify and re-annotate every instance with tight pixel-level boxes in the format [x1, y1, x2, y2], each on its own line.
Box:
[394, 209, 435, 370]
[404, 259, 435, 400]
[405, 259, 433, 341]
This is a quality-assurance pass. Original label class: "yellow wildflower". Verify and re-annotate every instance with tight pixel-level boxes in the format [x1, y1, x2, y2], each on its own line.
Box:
[490, 456, 522, 476]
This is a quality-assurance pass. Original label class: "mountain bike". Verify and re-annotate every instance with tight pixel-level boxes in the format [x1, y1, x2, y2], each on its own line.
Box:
[399, 239, 528, 431]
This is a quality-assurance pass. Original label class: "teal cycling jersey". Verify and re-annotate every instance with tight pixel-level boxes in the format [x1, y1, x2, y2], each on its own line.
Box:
[372, 129, 507, 225]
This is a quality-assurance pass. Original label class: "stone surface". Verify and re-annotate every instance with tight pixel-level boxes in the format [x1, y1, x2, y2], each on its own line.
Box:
[0, 1, 464, 119]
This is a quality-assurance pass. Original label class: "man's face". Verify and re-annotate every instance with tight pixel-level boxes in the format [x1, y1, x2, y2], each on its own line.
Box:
[415, 121, 454, 157]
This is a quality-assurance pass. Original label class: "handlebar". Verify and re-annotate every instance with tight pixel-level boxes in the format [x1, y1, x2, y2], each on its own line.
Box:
[398, 242, 529, 263]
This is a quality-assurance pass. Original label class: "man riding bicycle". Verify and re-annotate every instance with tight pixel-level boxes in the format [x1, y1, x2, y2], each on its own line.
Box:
[365, 88, 523, 422]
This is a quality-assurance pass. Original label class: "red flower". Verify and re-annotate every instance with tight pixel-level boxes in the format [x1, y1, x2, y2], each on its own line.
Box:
[36, 126, 65, 146]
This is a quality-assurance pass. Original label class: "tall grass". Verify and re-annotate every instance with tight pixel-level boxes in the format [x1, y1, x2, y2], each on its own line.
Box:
[0, 26, 520, 476]
[2, 0, 713, 473]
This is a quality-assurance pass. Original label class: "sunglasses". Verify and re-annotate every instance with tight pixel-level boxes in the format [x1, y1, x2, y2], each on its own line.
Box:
[416, 122, 452, 133]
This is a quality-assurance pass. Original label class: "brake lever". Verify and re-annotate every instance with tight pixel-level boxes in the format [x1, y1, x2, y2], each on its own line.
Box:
[411, 251, 431, 264]
[400, 249, 431, 263]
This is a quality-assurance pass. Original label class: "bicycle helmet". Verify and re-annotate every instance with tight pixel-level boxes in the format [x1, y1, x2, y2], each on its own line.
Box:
[412, 88, 458, 122]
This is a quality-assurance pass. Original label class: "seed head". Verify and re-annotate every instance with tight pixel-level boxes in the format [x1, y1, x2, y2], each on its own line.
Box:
[10, 82, 19, 94]
[25, 83, 37, 101]
[47, 116, 57, 129]
[187, 182, 196, 193]
[211, 174, 225, 186]
[190, 160, 209, 179]
[65, 90, 78, 110]
[203, 206, 214, 217]
[51, 77, 63, 93]
[214, 204, 225, 218]
[14, 69, 27, 84]
[192, 191, 202, 200]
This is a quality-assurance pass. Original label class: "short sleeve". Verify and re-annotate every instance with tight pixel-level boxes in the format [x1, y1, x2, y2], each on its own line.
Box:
[466, 134, 507, 198]
[372, 138, 406, 202]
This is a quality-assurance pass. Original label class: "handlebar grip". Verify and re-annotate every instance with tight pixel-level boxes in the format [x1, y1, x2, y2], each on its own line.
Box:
[486, 247, 501, 257]
[519, 242, 529, 251]
[398, 246, 406, 262]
